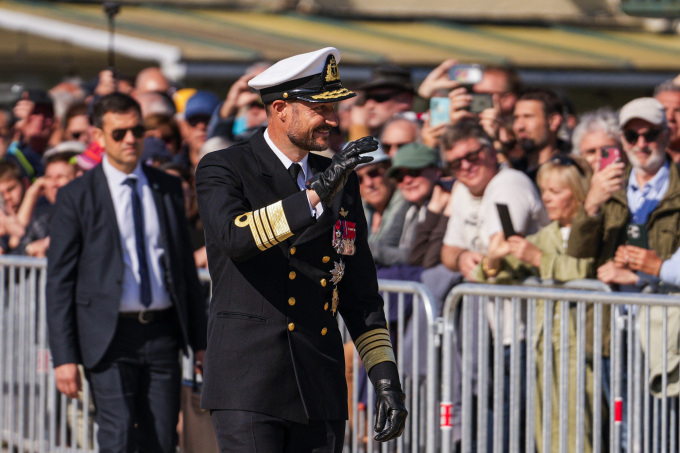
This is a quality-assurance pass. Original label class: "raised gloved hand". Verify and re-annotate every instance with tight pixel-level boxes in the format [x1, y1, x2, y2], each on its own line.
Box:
[373, 379, 408, 442]
[305, 136, 378, 206]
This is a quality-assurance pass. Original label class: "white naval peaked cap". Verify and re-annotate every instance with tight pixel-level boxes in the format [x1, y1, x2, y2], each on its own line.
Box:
[248, 47, 356, 104]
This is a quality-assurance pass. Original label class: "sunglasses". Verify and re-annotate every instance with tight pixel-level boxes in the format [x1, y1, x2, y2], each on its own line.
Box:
[382, 141, 410, 151]
[449, 145, 486, 171]
[392, 168, 424, 183]
[70, 131, 86, 140]
[358, 168, 384, 184]
[549, 154, 585, 177]
[188, 115, 211, 127]
[365, 92, 398, 103]
[110, 125, 145, 142]
[622, 128, 662, 145]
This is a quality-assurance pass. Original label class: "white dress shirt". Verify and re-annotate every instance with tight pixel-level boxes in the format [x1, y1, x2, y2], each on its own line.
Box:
[102, 156, 172, 312]
[264, 128, 323, 218]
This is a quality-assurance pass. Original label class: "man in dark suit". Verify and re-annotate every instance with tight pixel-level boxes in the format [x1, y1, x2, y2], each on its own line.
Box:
[47, 93, 207, 453]
[196, 47, 407, 452]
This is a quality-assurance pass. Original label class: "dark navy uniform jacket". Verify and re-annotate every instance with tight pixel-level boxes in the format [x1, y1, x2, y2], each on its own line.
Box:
[196, 129, 396, 423]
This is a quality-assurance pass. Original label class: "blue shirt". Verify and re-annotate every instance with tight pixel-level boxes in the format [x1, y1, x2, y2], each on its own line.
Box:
[627, 162, 670, 225]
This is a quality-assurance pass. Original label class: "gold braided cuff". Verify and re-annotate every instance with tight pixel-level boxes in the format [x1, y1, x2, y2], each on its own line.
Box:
[234, 201, 293, 251]
[354, 328, 396, 373]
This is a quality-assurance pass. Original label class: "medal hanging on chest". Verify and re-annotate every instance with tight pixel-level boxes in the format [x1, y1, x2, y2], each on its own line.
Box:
[332, 220, 356, 255]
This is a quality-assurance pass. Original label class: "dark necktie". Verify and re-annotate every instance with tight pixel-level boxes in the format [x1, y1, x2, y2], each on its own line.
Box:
[288, 163, 302, 188]
[124, 178, 152, 308]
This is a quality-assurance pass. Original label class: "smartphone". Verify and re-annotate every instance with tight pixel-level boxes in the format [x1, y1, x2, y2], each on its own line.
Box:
[429, 97, 450, 127]
[469, 93, 494, 114]
[496, 203, 516, 238]
[627, 223, 649, 249]
[449, 64, 484, 85]
[600, 146, 621, 169]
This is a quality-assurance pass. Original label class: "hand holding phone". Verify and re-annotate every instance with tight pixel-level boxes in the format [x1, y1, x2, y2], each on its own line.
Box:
[496, 203, 516, 238]
[600, 147, 621, 169]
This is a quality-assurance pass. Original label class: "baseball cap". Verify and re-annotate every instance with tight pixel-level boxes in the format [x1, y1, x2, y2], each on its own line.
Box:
[184, 90, 220, 120]
[386, 143, 439, 179]
[42, 141, 86, 162]
[248, 47, 356, 104]
[357, 64, 413, 93]
[619, 97, 667, 128]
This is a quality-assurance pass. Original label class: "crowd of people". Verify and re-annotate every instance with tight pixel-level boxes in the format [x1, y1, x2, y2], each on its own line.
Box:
[3, 55, 680, 450]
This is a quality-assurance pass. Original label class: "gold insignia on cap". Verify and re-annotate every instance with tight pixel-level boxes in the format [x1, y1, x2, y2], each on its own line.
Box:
[235, 201, 293, 252]
[283, 92, 289, 99]
[339, 208, 348, 218]
[325, 56, 340, 82]
[310, 88, 354, 101]
[354, 328, 396, 373]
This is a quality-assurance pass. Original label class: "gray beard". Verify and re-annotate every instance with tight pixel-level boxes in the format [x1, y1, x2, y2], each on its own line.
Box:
[287, 129, 327, 152]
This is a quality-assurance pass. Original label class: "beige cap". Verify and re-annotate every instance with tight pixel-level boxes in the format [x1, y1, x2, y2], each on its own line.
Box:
[619, 97, 667, 128]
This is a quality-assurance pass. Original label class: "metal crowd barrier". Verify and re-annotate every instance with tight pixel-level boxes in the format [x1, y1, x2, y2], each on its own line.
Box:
[339, 279, 439, 453]
[441, 282, 680, 453]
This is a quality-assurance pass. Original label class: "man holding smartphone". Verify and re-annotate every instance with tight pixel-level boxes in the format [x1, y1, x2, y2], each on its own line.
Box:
[569, 96, 678, 275]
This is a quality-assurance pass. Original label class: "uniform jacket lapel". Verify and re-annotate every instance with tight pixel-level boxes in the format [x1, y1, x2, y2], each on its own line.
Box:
[93, 165, 124, 272]
[251, 131, 301, 203]
[293, 152, 338, 246]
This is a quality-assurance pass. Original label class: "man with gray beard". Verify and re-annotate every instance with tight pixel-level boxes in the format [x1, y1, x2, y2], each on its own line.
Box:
[568, 97, 679, 269]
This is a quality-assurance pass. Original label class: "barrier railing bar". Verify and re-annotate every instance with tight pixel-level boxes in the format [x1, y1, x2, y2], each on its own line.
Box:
[558, 299, 568, 453]
[525, 297, 536, 453]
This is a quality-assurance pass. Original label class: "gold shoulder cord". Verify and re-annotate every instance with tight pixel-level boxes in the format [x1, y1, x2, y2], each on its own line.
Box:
[354, 328, 396, 373]
[235, 201, 294, 252]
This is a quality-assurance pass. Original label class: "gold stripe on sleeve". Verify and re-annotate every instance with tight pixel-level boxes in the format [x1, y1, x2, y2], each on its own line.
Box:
[354, 328, 396, 373]
[258, 207, 279, 246]
[266, 201, 293, 242]
[253, 209, 274, 248]
[234, 212, 266, 251]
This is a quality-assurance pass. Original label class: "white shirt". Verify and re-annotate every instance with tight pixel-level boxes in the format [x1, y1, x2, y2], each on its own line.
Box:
[102, 156, 172, 312]
[264, 128, 323, 218]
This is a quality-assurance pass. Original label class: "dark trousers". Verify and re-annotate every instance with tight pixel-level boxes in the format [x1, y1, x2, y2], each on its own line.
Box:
[85, 314, 182, 453]
[210, 409, 345, 453]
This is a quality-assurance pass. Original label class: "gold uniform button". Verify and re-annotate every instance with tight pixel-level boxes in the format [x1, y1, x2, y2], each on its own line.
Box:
[289, 271, 296, 280]
[322, 256, 330, 263]
[288, 323, 295, 331]
[320, 278, 327, 287]
[288, 297, 296, 306]
[324, 302, 329, 311]
[290, 247, 296, 255]
[321, 327, 328, 336]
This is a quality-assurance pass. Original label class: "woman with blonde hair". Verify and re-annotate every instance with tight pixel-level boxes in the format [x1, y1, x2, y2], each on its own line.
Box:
[474, 154, 599, 452]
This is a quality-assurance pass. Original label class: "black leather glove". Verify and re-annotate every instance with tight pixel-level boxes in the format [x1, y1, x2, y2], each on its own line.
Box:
[373, 379, 408, 442]
[305, 136, 378, 206]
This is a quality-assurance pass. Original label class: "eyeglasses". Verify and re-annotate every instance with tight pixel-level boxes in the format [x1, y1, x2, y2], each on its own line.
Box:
[448, 145, 486, 171]
[358, 168, 384, 184]
[365, 92, 398, 103]
[110, 125, 145, 142]
[392, 168, 424, 183]
[549, 154, 586, 177]
[623, 128, 662, 145]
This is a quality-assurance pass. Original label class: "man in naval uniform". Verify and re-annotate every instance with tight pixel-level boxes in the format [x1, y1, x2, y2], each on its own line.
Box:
[195, 47, 408, 452]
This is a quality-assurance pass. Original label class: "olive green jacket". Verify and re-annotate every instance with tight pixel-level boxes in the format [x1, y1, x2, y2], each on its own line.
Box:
[567, 161, 680, 266]
[473, 221, 600, 355]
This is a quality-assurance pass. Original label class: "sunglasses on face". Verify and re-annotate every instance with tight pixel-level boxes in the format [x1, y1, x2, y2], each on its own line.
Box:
[549, 154, 586, 177]
[110, 125, 145, 142]
[365, 92, 398, 103]
[449, 145, 486, 171]
[623, 128, 662, 145]
[392, 168, 424, 183]
[188, 115, 211, 127]
[382, 141, 410, 151]
[358, 168, 384, 184]
[70, 131, 86, 140]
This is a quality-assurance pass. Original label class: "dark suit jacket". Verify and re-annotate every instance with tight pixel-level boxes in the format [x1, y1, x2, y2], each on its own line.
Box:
[47, 164, 207, 369]
[195, 130, 394, 423]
